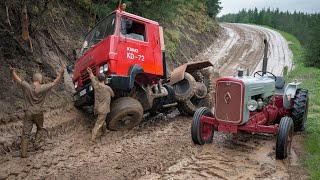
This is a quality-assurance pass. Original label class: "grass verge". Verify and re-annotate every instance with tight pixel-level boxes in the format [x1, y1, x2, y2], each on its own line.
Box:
[271, 28, 320, 179]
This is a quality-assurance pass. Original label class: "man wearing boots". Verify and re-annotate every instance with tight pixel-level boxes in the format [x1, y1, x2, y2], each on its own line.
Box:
[86, 67, 114, 141]
[10, 65, 65, 158]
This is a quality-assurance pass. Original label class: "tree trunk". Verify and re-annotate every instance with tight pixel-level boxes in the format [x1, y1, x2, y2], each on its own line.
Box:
[21, 0, 30, 42]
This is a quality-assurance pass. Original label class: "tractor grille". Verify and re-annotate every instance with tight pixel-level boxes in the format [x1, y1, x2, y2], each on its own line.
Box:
[80, 64, 96, 85]
[215, 81, 243, 123]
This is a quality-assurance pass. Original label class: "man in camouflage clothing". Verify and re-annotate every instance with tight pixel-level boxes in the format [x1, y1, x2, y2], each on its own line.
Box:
[87, 67, 114, 141]
[10, 66, 65, 157]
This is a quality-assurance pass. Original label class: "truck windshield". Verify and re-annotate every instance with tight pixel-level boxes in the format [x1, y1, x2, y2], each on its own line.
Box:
[80, 13, 116, 55]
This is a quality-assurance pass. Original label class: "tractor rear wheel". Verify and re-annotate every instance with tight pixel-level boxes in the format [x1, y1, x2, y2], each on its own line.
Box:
[107, 97, 144, 131]
[292, 89, 309, 131]
[276, 117, 294, 159]
[178, 69, 215, 115]
[191, 107, 214, 145]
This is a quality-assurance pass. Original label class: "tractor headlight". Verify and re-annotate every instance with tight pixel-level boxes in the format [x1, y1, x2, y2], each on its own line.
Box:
[99, 66, 103, 74]
[247, 99, 258, 111]
[89, 85, 93, 91]
[74, 81, 78, 89]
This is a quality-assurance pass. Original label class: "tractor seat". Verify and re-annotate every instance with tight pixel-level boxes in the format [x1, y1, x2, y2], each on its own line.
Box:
[268, 76, 285, 89]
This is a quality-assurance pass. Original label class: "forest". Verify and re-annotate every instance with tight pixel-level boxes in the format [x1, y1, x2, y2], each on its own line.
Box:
[219, 8, 320, 68]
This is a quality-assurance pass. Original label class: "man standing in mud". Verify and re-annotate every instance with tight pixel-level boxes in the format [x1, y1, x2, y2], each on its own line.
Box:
[10, 66, 65, 158]
[87, 67, 114, 141]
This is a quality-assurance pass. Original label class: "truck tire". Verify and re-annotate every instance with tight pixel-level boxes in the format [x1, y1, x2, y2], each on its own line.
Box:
[177, 69, 215, 115]
[292, 89, 309, 131]
[191, 107, 214, 145]
[107, 97, 143, 131]
[173, 72, 196, 102]
[276, 117, 294, 159]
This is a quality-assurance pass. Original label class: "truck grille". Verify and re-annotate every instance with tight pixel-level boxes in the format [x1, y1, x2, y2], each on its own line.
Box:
[215, 81, 243, 123]
[80, 64, 96, 84]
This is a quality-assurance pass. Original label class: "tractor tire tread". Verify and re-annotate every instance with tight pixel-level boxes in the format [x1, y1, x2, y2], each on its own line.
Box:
[291, 88, 309, 131]
[191, 107, 214, 145]
[276, 117, 293, 159]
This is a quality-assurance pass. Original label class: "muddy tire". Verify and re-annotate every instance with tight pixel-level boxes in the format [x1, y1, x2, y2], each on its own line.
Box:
[292, 89, 309, 131]
[191, 107, 214, 145]
[276, 117, 294, 159]
[177, 69, 215, 115]
[107, 97, 144, 131]
[173, 72, 196, 102]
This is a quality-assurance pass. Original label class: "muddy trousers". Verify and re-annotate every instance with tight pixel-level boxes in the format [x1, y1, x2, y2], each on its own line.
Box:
[91, 114, 107, 141]
[21, 112, 45, 158]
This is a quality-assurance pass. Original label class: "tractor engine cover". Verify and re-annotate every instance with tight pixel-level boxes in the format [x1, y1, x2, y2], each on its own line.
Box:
[215, 76, 275, 125]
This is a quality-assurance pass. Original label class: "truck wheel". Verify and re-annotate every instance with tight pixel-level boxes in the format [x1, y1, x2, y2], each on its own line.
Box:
[276, 117, 294, 159]
[191, 107, 214, 145]
[173, 72, 196, 102]
[292, 89, 309, 131]
[107, 97, 144, 131]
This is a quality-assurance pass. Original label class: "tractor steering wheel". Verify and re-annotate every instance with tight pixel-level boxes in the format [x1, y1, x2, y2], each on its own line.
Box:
[254, 71, 277, 81]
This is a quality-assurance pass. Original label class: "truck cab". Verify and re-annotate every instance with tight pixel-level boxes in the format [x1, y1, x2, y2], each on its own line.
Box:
[72, 10, 165, 104]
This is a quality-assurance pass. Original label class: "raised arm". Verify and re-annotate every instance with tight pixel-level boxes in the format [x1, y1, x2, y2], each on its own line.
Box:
[10, 66, 22, 85]
[52, 66, 65, 86]
[86, 67, 95, 79]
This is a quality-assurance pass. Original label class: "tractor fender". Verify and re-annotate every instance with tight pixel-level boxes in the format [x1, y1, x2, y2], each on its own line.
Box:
[169, 60, 213, 85]
[128, 64, 144, 89]
[283, 81, 302, 109]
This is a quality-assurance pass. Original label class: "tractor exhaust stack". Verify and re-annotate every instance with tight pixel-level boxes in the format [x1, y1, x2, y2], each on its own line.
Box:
[262, 39, 268, 76]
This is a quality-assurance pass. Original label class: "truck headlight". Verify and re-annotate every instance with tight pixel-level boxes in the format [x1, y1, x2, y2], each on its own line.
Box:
[74, 81, 78, 89]
[103, 64, 108, 72]
[99, 64, 109, 74]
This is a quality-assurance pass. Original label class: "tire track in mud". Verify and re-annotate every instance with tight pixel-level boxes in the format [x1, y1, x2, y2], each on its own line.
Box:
[196, 23, 292, 77]
[0, 104, 85, 155]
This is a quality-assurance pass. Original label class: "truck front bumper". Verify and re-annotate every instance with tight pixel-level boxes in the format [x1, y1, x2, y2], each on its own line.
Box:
[73, 83, 94, 107]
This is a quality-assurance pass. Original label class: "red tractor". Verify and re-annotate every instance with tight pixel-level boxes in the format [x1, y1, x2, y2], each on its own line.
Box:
[191, 40, 309, 159]
[71, 5, 214, 130]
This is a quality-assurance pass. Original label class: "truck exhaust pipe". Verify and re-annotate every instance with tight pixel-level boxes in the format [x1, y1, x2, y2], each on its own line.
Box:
[262, 39, 268, 76]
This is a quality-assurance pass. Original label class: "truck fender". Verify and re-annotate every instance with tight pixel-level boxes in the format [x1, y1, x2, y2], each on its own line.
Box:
[169, 60, 213, 85]
[283, 81, 302, 109]
[128, 64, 144, 89]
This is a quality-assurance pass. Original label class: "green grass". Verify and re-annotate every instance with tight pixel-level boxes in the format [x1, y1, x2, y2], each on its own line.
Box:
[271, 28, 320, 179]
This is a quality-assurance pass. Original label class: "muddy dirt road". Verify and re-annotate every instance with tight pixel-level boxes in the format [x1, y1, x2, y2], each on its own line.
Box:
[0, 24, 306, 180]
[197, 23, 293, 76]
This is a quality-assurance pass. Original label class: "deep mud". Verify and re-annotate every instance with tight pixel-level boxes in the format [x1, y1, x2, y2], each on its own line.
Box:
[0, 111, 308, 179]
[0, 23, 307, 179]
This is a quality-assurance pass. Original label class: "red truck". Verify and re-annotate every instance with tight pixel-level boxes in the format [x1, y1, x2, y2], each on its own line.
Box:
[71, 7, 214, 130]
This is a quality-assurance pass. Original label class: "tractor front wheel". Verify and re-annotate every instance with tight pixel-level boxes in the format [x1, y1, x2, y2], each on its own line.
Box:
[107, 97, 144, 131]
[191, 107, 214, 145]
[276, 117, 294, 159]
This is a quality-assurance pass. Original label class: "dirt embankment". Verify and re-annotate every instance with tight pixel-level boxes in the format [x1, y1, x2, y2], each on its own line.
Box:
[0, 0, 89, 117]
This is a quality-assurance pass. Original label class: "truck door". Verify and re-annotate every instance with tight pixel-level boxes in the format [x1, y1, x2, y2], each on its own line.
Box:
[117, 17, 154, 76]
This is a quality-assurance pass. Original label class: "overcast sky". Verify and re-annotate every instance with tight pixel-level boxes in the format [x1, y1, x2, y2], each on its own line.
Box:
[218, 0, 320, 16]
